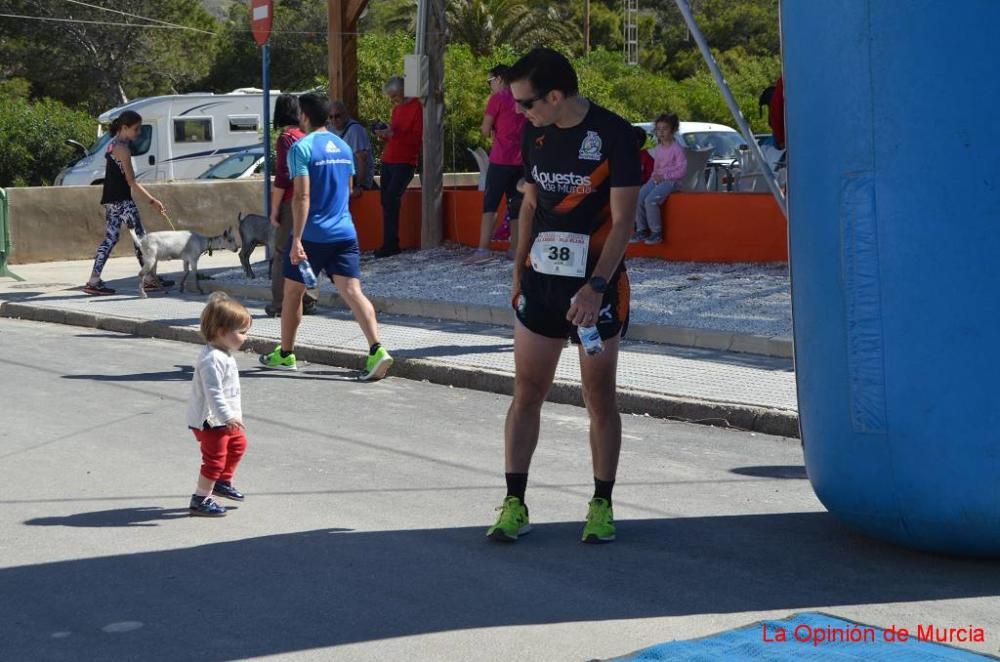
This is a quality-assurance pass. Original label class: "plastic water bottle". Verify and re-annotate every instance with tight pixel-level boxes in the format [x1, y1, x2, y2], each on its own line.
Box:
[571, 295, 604, 356]
[299, 259, 318, 288]
[577, 324, 604, 356]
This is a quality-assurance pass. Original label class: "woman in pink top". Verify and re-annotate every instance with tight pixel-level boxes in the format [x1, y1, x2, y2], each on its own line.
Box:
[467, 65, 528, 264]
[631, 113, 687, 245]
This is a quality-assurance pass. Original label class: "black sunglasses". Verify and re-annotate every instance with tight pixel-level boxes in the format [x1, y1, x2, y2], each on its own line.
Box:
[330, 113, 343, 119]
[514, 90, 549, 110]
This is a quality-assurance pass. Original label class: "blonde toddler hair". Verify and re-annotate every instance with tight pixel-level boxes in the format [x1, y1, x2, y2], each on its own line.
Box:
[200, 292, 252, 342]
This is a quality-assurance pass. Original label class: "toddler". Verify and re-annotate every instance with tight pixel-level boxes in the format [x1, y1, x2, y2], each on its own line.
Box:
[186, 292, 252, 517]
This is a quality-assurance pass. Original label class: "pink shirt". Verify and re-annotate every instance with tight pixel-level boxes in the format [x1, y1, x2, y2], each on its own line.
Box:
[485, 88, 527, 166]
[651, 141, 687, 182]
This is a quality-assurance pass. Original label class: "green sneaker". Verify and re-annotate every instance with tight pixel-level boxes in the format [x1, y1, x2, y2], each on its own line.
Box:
[486, 496, 531, 542]
[582, 497, 616, 544]
[360, 346, 393, 381]
[259, 345, 297, 371]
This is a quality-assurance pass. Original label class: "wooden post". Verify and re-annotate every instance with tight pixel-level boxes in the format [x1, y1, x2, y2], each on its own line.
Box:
[584, 0, 590, 55]
[327, 0, 343, 105]
[328, 0, 368, 115]
[420, 0, 445, 248]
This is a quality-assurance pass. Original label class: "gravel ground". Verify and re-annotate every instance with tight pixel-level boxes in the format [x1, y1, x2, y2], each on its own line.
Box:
[217, 245, 792, 338]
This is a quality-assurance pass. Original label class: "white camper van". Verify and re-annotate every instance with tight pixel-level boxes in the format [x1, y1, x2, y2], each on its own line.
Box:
[55, 89, 278, 186]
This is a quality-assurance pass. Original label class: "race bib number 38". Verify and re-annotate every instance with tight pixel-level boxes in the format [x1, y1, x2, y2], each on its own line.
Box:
[529, 231, 590, 278]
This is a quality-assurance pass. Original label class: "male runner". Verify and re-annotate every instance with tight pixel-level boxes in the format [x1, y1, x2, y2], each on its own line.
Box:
[486, 48, 641, 544]
[259, 93, 393, 380]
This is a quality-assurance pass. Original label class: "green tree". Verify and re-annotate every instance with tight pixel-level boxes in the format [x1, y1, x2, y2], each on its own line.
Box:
[642, 0, 779, 78]
[0, 0, 218, 113]
[0, 96, 96, 187]
[202, 0, 329, 93]
[360, 0, 417, 33]
[446, 0, 581, 57]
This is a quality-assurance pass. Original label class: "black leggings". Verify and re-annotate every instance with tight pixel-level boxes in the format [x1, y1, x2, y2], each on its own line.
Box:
[91, 200, 145, 277]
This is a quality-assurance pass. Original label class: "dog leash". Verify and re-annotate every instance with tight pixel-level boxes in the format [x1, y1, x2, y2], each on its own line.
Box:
[159, 209, 177, 231]
[157, 209, 216, 256]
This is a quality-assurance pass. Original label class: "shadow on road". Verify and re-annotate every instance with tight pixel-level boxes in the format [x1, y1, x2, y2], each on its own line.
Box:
[25, 507, 191, 528]
[4, 512, 998, 660]
[730, 465, 808, 480]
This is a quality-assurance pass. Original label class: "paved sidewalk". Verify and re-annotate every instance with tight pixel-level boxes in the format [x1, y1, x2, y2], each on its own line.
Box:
[0, 254, 798, 436]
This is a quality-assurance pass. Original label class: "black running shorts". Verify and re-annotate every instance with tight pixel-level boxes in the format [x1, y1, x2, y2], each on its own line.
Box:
[513, 266, 630, 343]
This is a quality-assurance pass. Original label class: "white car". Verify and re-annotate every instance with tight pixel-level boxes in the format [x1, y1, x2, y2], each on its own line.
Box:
[196, 146, 265, 180]
[634, 120, 745, 166]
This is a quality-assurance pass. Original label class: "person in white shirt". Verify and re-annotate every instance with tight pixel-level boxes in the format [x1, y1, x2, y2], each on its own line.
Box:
[186, 292, 252, 517]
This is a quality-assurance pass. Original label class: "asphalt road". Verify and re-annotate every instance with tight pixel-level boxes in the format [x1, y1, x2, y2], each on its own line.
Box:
[0, 318, 997, 661]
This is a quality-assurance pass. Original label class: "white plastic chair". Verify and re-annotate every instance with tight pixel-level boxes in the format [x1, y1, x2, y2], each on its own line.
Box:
[679, 147, 714, 192]
[467, 147, 490, 191]
[735, 145, 786, 192]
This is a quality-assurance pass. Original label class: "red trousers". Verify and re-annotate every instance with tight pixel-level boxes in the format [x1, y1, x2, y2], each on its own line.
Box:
[193, 427, 247, 482]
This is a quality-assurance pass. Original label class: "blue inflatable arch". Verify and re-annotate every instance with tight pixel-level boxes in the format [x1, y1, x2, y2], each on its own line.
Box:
[782, 0, 1000, 556]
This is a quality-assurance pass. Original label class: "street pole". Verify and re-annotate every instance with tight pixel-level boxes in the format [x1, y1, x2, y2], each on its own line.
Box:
[584, 0, 590, 55]
[262, 43, 271, 234]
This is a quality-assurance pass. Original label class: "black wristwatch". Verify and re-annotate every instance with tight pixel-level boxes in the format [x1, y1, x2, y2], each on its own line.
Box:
[588, 275, 608, 294]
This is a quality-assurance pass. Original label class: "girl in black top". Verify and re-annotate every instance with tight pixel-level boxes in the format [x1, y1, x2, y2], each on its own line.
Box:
[83, 110, 168, 295]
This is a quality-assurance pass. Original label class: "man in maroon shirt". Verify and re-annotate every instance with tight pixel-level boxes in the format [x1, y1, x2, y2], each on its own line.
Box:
[373, 75, 423, 258]
[267, 94, 317, 317]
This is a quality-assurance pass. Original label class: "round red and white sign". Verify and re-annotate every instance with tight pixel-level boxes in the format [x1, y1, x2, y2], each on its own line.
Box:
[251, 0, 273, 46]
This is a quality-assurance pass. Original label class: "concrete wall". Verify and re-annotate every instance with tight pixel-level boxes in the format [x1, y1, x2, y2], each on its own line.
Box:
[7, 173, 786, 264]
[6, 173, 481, 264]
[8, 180, 261, 264]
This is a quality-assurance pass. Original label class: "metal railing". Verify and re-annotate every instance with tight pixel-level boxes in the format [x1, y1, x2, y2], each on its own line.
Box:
[0, 188, 24, 281]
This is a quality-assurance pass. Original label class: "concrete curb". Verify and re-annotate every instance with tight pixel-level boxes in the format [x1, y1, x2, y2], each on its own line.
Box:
[0, 300, 800, 438]
[201, 280, 794, 359]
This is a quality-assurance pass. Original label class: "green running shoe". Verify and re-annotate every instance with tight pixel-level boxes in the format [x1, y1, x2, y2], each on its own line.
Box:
[487, 496, 531, 542]
[582, 497, 616, 544]
[360, 346, 393, 381]
[259, 345, 297, 370]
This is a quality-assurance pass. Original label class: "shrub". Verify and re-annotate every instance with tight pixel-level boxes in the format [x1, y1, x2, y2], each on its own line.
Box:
[0, 96, 95, 187]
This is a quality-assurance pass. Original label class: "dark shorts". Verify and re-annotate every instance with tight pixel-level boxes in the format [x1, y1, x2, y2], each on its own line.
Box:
[483, 163, 523, 215]
[514, 266, 630, 343]
[283, 237, 361, 282]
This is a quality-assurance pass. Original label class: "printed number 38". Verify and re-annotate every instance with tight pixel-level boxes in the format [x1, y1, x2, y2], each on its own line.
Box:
[548, 247, 572, 261]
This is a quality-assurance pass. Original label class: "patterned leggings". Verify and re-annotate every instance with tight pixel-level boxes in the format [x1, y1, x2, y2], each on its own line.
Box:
[90, 200, 146, 278]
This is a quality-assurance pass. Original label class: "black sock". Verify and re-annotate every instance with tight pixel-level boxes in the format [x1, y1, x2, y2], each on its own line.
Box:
[369, 342, 381, 356]
[505, 472, 528, 503]
[280, 349, 293, 358]
[594, 477, 615, 505]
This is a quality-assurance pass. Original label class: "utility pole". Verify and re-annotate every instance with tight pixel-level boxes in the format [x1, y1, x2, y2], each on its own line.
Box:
[419, 0, 445, 248]
[584, 0, 590, 55]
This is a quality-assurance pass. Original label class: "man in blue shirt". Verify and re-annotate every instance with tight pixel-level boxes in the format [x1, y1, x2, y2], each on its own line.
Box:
[328, 100, 375, 194]
[259, 93, 393, 380]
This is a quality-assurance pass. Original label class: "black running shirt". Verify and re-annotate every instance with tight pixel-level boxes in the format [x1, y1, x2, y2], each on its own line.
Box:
[521, 102, 641, 257]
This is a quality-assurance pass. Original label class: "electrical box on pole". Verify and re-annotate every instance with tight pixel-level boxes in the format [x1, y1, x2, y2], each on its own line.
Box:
[404, 54, 429, 99]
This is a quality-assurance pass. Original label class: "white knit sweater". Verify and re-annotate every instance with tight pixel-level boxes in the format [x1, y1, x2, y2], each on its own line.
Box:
[186, 345, 242, 429]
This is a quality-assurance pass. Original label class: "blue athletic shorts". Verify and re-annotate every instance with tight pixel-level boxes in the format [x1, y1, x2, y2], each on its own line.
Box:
[283, 237, 361, 282]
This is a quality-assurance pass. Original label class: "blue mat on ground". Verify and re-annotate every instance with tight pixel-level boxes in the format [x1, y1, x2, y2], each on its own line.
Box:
[606, 612, 996, 661]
